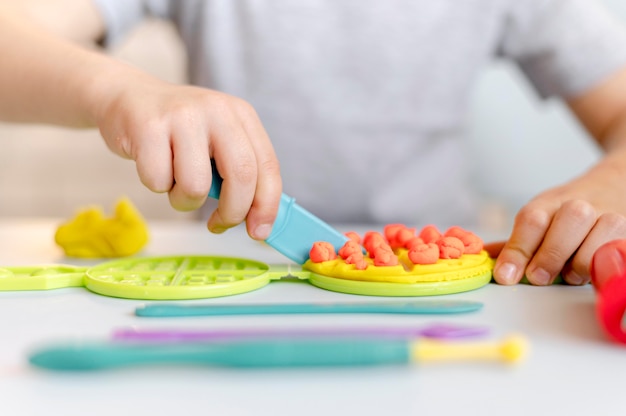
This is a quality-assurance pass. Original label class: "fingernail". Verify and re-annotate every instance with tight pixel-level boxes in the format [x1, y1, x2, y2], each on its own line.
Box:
[496, 262, 517, 284]
[528, 267, 551, 286]
[253, 224, 272, 240]
[210, 225, 227, 234]
[566, 272, 584, 286]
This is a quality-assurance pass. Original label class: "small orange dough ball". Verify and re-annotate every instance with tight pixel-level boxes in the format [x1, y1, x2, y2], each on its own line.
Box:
[338, 240, 362, 259]
[405, 237, 425, 250]
[462, 234, 483, 254]
[345, 253, 368, 270]
[443, 226, 466, 239]
[363, 231, 387, 254]
[383, 223, 404, 243]
[408, 242, 439, 264]
[395, 227, 416, 247]
[443, 226, 483, 254]
[437, 236, 465, 259]
[419, 225, 442, 244]
[383, 224, 416, 249]
[309, 241, 337, 263]
[372, 247, 399, 266]
[344, 231, 361, 244]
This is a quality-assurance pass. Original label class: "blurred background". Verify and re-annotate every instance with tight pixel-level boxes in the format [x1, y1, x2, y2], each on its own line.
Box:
[1, 0, 625, 233]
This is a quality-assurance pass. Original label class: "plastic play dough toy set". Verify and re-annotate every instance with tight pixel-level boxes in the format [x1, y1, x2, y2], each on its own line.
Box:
[0, 220, 494, 300]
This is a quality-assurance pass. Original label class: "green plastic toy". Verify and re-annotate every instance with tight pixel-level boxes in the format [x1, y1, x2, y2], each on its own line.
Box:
[0, 254, 492, 300]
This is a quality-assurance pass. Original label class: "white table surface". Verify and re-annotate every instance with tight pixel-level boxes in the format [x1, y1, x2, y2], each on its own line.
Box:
[0, 219, 624, 416]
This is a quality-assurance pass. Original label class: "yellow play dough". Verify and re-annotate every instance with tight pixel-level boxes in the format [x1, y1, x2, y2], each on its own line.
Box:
[304, 249, 494, 284]
[54, 198, 149, 258]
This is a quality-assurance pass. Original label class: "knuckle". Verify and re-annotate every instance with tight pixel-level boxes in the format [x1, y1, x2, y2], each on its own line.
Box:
[596, 212, 626, 235]
[259, 158, 282, 180]
[515, 204, 551, 231]
[232, 160, 258, 185]
[560, 199, 596, 224]
[138, 117, 167, 140]
[207, 94, 236, 118]
[231, 96, 255, 113]
[535, 245, 566, 268]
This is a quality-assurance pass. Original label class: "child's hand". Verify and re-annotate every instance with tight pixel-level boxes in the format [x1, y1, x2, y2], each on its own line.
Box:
[491, 148, 626, 285]
[92, 73, 282, 240]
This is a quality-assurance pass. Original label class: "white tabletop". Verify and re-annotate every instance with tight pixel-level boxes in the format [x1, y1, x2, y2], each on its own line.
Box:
[0, 219, 624, 416]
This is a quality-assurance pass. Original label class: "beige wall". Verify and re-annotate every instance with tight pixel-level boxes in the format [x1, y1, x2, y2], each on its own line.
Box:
[0, 19, 195, 220]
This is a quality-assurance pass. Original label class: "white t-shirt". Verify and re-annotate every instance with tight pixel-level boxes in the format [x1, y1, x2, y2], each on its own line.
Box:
[94, 0, 626, 227]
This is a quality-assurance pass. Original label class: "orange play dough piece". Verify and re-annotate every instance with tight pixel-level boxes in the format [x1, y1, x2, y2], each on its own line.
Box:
[309, 241, 337, 263]
[344, 231, 361, 244]
[405, 237, 425, 250]
[345, 252, 368, 270]
[437, 236, 465, 259]
[444, 226, 484, 254]
[384, 224, 416, 249]
[419, 225, 442, 244]
[408, 242, 439, 264]
[372, 246, 399, 266]
[338, 240, 362, 259]
[383, 224, 404, 248]
[363, 231, 387, 254]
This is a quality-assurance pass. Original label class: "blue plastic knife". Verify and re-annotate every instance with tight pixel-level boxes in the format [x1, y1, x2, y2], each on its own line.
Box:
[208, 162, 349, 264]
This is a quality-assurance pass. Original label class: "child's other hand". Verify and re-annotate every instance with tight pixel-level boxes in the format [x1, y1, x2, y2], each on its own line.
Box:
[491, 149, 626, 285]
[92, 73, 281, 240]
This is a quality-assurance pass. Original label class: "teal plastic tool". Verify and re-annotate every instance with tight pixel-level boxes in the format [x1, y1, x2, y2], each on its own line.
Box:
[28, 335, 528, 370]
[135, 300, 483, 317]
[208, 161, 349, 264]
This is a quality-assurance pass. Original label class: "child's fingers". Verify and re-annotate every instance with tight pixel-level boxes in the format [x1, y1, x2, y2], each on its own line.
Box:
[237, 104, 282, 240]
[133, 131, 174, 194]
[493, 199, 557, 285]
[207, 111, 258, 234]
[167, 121, 211, 211]
[483, 240, 505, 258]
[561, 212, 626, 285]
[522, 199, 596, 285]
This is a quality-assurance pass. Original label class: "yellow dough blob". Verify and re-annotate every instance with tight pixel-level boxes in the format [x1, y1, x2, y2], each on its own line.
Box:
[54, 198, 149, 258]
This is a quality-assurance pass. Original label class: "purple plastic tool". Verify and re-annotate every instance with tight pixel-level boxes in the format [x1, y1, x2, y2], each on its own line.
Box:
[112, 323, 488, 343]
